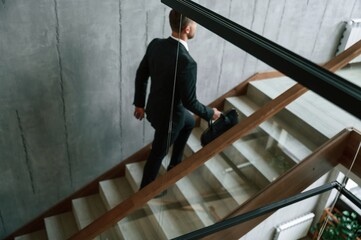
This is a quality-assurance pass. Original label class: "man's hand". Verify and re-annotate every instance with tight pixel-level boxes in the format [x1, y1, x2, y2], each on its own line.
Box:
[134, 107, 145, 120]
[212, 108, 222, 120]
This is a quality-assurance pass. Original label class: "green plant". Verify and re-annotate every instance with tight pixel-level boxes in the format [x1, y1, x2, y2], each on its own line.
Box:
[311, 209, 361, 240]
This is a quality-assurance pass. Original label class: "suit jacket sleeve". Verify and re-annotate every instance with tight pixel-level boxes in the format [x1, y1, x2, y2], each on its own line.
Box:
[133, 42, 152, 108]
[178, 60, 214, 121]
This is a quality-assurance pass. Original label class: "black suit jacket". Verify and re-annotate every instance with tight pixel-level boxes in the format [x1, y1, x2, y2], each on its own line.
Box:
[134, 37, 213, 130]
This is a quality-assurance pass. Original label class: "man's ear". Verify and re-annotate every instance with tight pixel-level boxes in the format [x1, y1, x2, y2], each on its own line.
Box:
[184, 25, 191, 34]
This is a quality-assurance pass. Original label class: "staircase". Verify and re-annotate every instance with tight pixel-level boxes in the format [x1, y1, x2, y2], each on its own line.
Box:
[13, 73, 361, 240]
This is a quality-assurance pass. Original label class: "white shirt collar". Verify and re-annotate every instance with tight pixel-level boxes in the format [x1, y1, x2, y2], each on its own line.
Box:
[170, 35, 189, 51]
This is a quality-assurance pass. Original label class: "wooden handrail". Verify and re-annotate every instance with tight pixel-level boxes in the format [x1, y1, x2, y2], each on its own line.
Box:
[68, 39, 361, 240]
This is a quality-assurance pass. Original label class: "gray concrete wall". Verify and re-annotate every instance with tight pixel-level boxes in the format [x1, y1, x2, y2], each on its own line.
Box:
[0, 0, 360, 237]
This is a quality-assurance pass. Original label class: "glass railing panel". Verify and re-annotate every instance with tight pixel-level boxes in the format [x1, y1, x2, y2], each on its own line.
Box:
[119, 32, 359, 240]
[111, 28, 361, 240]
[121, 107, 331, 239]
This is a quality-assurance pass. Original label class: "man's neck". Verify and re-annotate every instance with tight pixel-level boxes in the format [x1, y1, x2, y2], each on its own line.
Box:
[171, 32, 188, 42]
[170, 35, 189, 51]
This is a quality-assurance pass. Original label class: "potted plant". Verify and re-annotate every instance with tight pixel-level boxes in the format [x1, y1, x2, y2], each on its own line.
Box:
[311, 208, 361, 240]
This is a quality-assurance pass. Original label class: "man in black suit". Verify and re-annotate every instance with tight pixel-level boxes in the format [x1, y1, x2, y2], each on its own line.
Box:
[133, 9, 221, 189]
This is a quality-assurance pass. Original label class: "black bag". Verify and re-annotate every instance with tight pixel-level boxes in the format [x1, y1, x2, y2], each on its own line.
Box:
[200, 108, 239, 146]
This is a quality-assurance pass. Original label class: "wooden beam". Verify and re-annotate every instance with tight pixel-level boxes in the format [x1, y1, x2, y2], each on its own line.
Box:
[339, 128, 361, 177]
[203, 129, 352, 240]
[4, 144, 151, 240]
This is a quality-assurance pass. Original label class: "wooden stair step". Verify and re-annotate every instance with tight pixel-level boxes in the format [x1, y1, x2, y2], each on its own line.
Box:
[72, 194, 119, 239]
[125, 161, 205, 239]
[44, 211, 78, 240]
[99, 177, 161, 239]
[14, 230, 48, 240]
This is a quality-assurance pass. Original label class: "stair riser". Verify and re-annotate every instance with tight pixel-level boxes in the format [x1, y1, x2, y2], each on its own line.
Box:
[246, 83, 272, 107]
[99, 185, 111, 211]
[44, 212, 78, 240]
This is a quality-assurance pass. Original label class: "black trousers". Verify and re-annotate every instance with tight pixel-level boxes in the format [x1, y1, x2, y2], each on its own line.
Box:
[140, 110, 195, 189]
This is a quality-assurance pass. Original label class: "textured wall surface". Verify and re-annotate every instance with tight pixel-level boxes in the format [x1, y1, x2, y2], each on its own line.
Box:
[0, 0, 360, 237]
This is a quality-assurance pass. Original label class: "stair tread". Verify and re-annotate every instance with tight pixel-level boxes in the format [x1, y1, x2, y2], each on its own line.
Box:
[72, 194, 119, 239]
[225, 96, 313, 162]
[99, 177, 161, 239]
[249, 77, 361, 138]
[126, 161, 205, 239]
[44, 211, 78, 240]
[14, 230, 48, 240]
